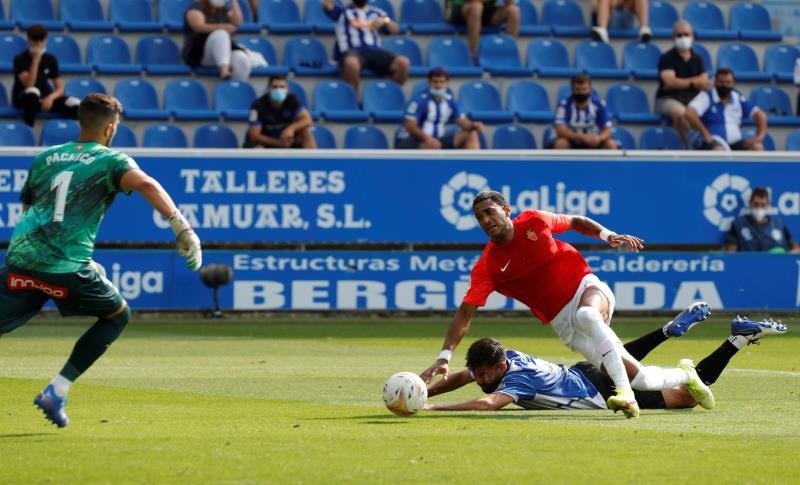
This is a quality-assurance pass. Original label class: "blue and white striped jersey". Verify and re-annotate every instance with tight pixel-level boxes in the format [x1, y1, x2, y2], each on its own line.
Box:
[554, 94, 612, 135]
[688, 89, 760, 145]
[395, 90, 464, 141]
[326, 2, 388, 60]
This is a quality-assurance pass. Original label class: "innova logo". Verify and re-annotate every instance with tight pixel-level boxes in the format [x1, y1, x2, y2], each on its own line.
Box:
[440, 171, 491, 231]
[703, 173, 751, 231]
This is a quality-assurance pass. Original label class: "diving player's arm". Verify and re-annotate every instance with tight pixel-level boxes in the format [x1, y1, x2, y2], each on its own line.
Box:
[420, 302, 478, 383]
[425, 392, 514, 411]
[547, 212, 644, 252]
[426, 369, 473, 397]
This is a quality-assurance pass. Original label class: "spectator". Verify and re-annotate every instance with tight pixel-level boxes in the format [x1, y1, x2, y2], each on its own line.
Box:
[726, 187, 800, 253]
[591, 0, 651, 44]
[243, 75, 316, 149]
[12, 24, 79, 127]
[323, 0, 409, 95]
[549, 74, 617, 149]
[446, 0, 520, 59]
[395, 67, 483, 149]
[654, 20, 710, 145]
[684, 68, 767, 151]
[182, 0, 251, 80]
[248, 0, 259, 20]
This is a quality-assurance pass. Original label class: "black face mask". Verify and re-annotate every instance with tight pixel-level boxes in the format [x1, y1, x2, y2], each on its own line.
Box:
[716, 86, 733, 98]
[572, 93, 590, 103]
[353, 0, 368, 7]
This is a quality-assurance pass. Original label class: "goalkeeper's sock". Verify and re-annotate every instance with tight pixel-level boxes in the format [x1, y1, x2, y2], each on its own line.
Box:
[694, 340, 740, 385]
[49, 374, 73, 398]
[59, 308, 130, 382]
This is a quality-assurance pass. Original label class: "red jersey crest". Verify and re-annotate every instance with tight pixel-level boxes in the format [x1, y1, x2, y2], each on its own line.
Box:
[526, 229, 538, 241]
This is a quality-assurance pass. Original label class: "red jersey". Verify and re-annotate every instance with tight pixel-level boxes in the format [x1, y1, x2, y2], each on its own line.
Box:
[463, 210, 592, 323]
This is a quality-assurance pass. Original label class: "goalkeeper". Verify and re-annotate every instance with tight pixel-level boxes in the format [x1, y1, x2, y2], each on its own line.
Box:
[0, 93, 202, 428]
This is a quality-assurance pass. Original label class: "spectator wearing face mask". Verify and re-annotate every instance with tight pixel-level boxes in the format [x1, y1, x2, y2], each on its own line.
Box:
[654, 20, 710, 145]
[182, 0, 252, 80]
[243, 75, 316, 149]
[725, 187, 800, 253]
[548, 74, 617, 149]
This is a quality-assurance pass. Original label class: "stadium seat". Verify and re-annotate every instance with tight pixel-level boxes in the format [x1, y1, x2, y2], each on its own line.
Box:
[506, 80, 554, 122]
[622, 41, 661, 79]
[0, 34, 26, 72]
[648, 0, 678, 38]
[372, 0, 399, 24]
[605, 83, 661, 123]
[46, 34, 91, 74]
[259, 0, 311, 33]
[428, 37, 482, 77]
[287, 80, 317, 120]
[0, 121, 35, 146]
[555, 82, 599, 106]
[381, 37, 427, 77]
[111, 123, 137, 148]
[110, 0, 162, 32]
[478, 34, 532, 77]
[748, 87, 800, 126]
[611, 126, 636, 149]
[730, 3, 781, 41]
[741, 127, 775, 151]
[142, 123, 188, 148]
[517, 0, 551, 36]
[86, 34, 142, 74]
[194, 123, 239, 148]
[716, 43, 772, 82]
[159, 0, 193, 32]
[114, 78, 169, 120]
[311, 125, 336, 148]
[234, 0, 260, 33]
[165, 79, 220, 120]
[786, 129, 800, 150]
[492, 124, 536, 149]
[313, 81, 367, 122]
[136, 36, 191, 75]
[0, 83, 18, 117]
[238, 36, 289, 76]
[575, 40, 628, 79]
[61, 0, 114, 31]
[526, 38, 578, 78]
[10, 0, 64, 30]
[362, 80, 405, 122]
[344, 124, 388, 149]
[284, 36, 338, 76]
[682, 1, 737, 40]
[458, 81, 513, 123]
[764, 44, 800, 83]
[540, 0, 588, 37]
[214, 80, 257, 121]
[0, 0, 14, 30]
[401, 0, 454, 34]
[304, 0, 334, 34]
[692, 43, 714, 74]
[639, 126, 683, 150]
[64, 77, 106, 100]
[40, 119, 80, 146]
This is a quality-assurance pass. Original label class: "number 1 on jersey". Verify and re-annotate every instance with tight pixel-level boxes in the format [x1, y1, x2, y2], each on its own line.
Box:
[51, 171, 73, 222]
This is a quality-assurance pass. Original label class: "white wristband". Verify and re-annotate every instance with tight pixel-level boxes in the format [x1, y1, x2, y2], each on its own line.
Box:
[599, 229, 615, 242]
[438, 350, 453, 362]
[168, 210, 192, 237]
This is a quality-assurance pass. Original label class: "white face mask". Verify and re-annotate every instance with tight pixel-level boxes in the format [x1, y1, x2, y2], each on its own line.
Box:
[674, 36, 693, 51]
[751, 208, 768, 221]
[209, 0, 226, 7]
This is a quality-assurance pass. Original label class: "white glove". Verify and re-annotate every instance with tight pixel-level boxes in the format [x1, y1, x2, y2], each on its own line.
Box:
[169, 210, 203, 271]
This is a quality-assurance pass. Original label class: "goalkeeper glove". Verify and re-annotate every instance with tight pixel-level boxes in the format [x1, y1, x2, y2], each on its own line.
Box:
[168, 210, 202, 271]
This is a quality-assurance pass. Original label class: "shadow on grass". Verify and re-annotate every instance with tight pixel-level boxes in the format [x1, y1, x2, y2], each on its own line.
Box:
[318, 408, 697, 423]
[0, 433, 54, 439]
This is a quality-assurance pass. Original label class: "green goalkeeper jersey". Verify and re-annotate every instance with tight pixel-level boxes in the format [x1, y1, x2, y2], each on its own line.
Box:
[7, 141, 138, 273]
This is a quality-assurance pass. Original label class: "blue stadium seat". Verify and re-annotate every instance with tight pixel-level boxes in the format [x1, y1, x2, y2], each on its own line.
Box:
[0, 121, 35, 146]
[716, 43, 771, 82]
[682, 1, 737, 40]
[574, 40, 628, 79]
[214, 80, 257, 121]
[741, 127, 775, 151]
[86, 34, 142, 74]
[64, 77, 106, 100]
[540, 0, 588, 37]
[401, 0, 454, 34]
[287, 80, 317, 119]
[362, 80, 405, 122]
[730, 2, 781, 41]
[0, 34, 26, 72]
[381, 37, 427, 76]
[555, 82, 599, 107]
[136, 36, 191, 75]
[622, 41, 660, 79]
[165, 79, 220, 120]
[517, 0, 551, 36]
[506, 80, 554, 122]
[692, 43, 713, 74]
[649, 0, 678, 38]
[313, 80, 367, 122]
[259, 0, 311, 33]
[110, 0, 162, 32]
[0, 0, 14, 30]
[159, 0, 193, 32]
[142, 123, 188, 148]
[111, 123, 137, 148]
[459, 81, 513, 123]
[304, 0, 334, 34]
[284, 36, 338, 76]
[46, 34, 91, 74]
[526, 38, 578, 78]
[41, 119, 80, 146]
[764, 44, 800, 83]
[344, 124, 388, 149]
[234, 0, 260, 33]
[605, 83, 661, 123]
[311, 125, 336, 148]
[428, 37, 482, 77]
[115, 78, 169, 120]
[478, 34, 531, 77]
[639, 126, 683, 150]
[61, 0, 114, 31]
[748, 87, 800, 126]
[492, 124, 536, 149]
[0, 83, 18, 117]
[194, 123, 239, 148]
[238, 36, 289, 76]
[11, 0, 64, 30]
[611, 126, 636, 149]
[786, 129, 800, 151]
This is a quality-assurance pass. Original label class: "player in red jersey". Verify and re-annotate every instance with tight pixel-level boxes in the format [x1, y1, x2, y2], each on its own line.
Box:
[420, 190, 714, 418]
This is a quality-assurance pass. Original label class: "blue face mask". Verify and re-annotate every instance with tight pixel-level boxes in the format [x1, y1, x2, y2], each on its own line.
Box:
[429, 87, 447, 97]
[270, 88, 288, 104]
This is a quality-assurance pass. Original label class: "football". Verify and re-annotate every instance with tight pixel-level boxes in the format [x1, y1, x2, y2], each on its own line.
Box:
[382, 371, 428, 416]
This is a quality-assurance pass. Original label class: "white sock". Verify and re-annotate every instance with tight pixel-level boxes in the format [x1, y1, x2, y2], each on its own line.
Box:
[49, 374, 73, 398]
[728, 335, 750, 349]
[630, 366, 688, 390]
[575, 307, 633, 398]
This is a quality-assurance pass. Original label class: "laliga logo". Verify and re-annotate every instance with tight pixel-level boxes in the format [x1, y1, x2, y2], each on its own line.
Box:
[703, 173, 750, 231]
[440, 171, 490, 231]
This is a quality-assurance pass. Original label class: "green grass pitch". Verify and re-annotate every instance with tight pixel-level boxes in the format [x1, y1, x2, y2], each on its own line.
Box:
[1, 314, 798, 483]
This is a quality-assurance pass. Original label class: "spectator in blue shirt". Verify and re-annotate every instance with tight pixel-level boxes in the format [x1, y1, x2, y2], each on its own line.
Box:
[685, 68, 768, 151]
[323, 0, 409, 94]
[725, 187, 799, 253]
[549, 74, 617, 149]
[395, 67, 483, 149]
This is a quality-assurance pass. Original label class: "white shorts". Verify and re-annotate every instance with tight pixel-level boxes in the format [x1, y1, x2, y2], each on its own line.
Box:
[549, 273, 617, 368]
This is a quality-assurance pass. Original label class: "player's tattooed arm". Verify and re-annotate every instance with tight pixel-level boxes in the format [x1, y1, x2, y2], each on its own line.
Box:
[569, 215, 645, 252]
